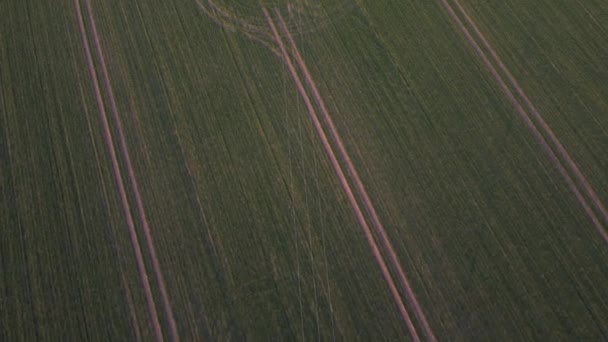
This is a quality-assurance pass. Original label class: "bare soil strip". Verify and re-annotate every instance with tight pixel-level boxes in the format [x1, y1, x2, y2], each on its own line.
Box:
[450, 0, 608, 229]
[73, 0, 164, 339]
[441, 0, 608, 242]
[274, 10, 437, 341]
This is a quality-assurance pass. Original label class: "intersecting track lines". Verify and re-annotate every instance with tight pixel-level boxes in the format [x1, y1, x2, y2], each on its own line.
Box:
[264, 7, 436, 341]
[441, 0, 608, 243]
[73, 0, 179, 340]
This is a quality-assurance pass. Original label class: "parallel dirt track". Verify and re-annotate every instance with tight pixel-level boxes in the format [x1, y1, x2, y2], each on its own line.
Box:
[442, 0, 608, 240]
[1, 0, 608, 339]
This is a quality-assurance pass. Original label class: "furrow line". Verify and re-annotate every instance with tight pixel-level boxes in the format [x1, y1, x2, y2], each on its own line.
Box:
[275, 10, 437, 342]
[121, 273, 143, 342]
[73, 0, 164, 339]
[263, 8, 421, 341]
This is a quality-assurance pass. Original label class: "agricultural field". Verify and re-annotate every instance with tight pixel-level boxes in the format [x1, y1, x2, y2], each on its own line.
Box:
[1, 0, 607, 340]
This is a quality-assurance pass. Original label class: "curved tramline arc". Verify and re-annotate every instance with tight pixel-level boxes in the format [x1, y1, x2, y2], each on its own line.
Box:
[194, 0, 281, 57]
[194, 0, 357, 59]
[440, 0, 608, 242]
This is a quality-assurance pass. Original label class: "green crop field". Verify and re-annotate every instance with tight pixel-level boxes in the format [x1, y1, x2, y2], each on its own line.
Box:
[1, 0, 607, 340]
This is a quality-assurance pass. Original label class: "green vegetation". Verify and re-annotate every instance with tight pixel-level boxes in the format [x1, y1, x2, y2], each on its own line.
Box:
[1, 0, 607, 340]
